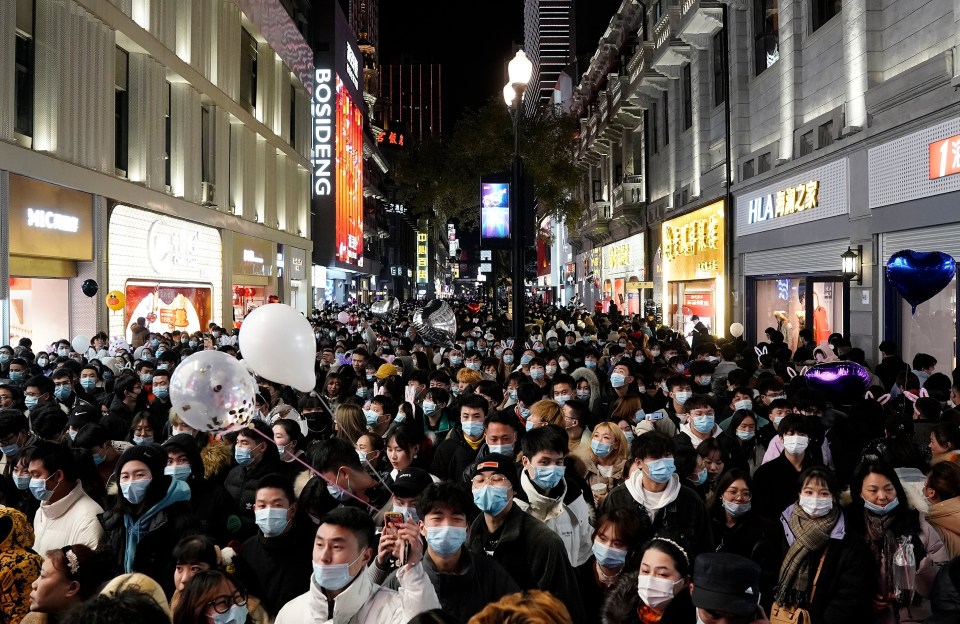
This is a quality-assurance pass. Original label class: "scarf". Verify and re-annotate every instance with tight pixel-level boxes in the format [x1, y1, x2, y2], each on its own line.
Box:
[625, 471, 680, 522]
[865, 511, 897, 597]
[123, 479, 191, 573]
[775, 503, 839, 606]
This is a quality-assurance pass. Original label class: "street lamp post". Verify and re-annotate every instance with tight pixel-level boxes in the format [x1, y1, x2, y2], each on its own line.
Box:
[504, 50, 532, 345]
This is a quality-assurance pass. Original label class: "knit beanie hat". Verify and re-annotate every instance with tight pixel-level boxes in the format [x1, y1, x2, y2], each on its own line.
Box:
[114, 443, 167, 481]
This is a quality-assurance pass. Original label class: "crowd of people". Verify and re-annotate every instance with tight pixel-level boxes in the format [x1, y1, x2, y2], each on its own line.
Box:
[0, 300, 959, 624]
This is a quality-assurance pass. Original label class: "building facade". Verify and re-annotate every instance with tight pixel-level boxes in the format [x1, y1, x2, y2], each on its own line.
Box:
[571, 0, 960, 363]
[0, 0, 313, 348]
[523, 0, 576, 116]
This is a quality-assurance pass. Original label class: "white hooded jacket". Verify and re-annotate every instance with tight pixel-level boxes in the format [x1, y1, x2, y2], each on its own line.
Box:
[275, 560, 440, 624]
[514, 471, 594, 567]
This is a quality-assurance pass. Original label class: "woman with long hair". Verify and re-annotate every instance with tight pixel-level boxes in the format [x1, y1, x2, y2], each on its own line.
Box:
[774, 466, 872, 623]
[929, 422, 960, 465]
[719, 409, 767, 475]
[847, 458, 947, 622]
[582, 422, 630, 507]
[333, 404, 368, 445]
[925, 460, 960, 558]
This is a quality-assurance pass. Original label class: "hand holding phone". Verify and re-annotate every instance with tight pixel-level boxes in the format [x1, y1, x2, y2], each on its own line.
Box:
[383, 512, 406, 565]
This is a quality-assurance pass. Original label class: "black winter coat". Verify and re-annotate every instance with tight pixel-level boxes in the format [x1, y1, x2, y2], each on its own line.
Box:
[797, 532, 875, 624]
[468, 503, 587, 624]
[600, 570, 695, 624]
[429, 427, 481, 482]
[223, 454, 286, 541]
[600, 481, 715, 559]
[233, 519, 315, 617]
[99, 500, 201, 597]
[926, 557, 960, 624]
[711, 510, 786, 612]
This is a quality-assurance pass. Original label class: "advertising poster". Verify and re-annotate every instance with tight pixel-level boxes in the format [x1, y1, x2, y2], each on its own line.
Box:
[124, 282, 212, 342]
[683, 291, 714, 318]
[335, 76, 364, 265]
[481, 182, 510, 239]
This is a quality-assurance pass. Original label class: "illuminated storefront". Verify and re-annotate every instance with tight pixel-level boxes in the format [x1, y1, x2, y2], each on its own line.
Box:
[232, 234, 277, 324]
[736, 159, 851, 347]
[108, 204, 222, 342]
[7, 174, 94, 349]
[601, 233, 646, 316]
[662, 201, 725, 338]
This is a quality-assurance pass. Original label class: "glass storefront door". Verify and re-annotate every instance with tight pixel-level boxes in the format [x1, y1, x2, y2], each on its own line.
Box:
[668, 279, 718, 340]
[901, 277, 957, 371]
[9, 278, 70, 351]
[750, 275, 848, 349]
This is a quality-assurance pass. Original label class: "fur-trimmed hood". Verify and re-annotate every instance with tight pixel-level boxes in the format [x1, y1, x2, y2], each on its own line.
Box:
[571, 367, 601, 411]
[200, 439, 234, 481]
[600, 569, 695, 624]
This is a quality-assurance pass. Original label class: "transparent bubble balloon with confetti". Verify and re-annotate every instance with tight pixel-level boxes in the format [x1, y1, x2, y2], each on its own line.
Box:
[169, 350, 257, 433]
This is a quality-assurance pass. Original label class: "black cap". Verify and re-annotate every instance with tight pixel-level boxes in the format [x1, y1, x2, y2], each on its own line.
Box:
[114, 443, 167, 482]
[391, 467, 433, 498]
[468, 453, 519, 492]
[692, 553, 762, 617]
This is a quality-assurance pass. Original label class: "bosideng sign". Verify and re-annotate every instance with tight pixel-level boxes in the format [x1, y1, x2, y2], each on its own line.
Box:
[312, 68, 334, 197]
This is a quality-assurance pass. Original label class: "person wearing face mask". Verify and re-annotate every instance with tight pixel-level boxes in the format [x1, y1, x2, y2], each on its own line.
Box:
[223, 421, 284, 541]
[707, 469, 783, 613]
[377, 482, 520, 622]
[600, 537, 694, 624]
[161, 434, 239, 546]
[462, 411, 522, 481]
[275, 507, 440, 624]
[774, 466, 873, 623]
[574, 509, 644, 618]
[600, 431, 714, 559]
[719, 410, 767, 475]
[98, 443, 200, 596]
[146, 369, 173, 425]
[465, 454, 587, 624]
[430, 395, 491, 481]
[26, 441, 105, 555]
[847, 459, 946, 623]
[0, 409, 40, 478]
[514, 425, 594, 567]
[677, 395, 723, 449]
[752, 415, 822, 522]
[101, 375, 147, 442]
[232, 474, 314, 619]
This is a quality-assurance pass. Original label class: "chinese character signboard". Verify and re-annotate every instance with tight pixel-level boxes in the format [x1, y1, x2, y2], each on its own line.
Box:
[601, 233, 645, 279]
[417, 232, 429, 284]
[930, 133, 960, 180]
[662, 201, 725, 282]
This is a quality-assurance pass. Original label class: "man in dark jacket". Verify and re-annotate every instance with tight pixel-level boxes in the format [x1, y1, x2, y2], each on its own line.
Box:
[466, 453, 587, 624]
[600, 430, 714, 560]
[382, 481, 519, 622]
[161, 434, 240, 544]
[233, 473, 313, 618]
[875, 340, 908, 391]
[430, 394, 488, 481]
[223, 420, 284, 540]
[100, 374, 145, 441]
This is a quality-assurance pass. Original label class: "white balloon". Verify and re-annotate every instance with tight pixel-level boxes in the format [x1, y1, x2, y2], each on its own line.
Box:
[239, 303, 317, 392]
[170, 350, 257, 433]
[337, 311, 350, 324]
[71, 335, 90, 354]
[729, 322, 745, 338]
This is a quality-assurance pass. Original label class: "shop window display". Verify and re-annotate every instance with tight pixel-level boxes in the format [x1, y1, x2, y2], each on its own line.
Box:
[669, 280, 717, 341]
[753, 279, 844, 349]
[9, 278, 70, 350]
[901, 277, 956, 371]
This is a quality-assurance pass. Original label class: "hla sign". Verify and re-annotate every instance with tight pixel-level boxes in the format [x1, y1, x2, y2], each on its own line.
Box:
[312, 68, 334, 197]
[748, 180, 820, 224]
[27, 208, 79, 233]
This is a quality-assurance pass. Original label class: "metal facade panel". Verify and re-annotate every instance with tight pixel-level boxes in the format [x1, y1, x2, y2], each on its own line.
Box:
[880, 224, 960, 266]
[869, 116, 960, 209]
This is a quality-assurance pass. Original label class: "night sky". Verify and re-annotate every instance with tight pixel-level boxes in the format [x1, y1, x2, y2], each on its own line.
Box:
[378, 0, 622, 130]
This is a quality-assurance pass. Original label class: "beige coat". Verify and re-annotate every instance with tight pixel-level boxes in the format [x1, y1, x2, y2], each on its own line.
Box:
[927, 496, 960, 559]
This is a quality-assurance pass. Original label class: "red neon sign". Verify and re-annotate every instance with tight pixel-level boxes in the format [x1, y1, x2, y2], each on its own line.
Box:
[335, 76, 364, 265]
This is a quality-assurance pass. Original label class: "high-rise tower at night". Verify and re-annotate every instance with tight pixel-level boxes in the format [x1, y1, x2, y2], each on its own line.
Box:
[378, 62, 443, 142]
[523, 0, 576, 114]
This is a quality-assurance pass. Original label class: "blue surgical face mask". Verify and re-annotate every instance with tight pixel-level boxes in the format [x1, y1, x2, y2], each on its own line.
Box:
[693, 467, 708, 485]
[57, 348, 70, 358]
[450, 356, 463, 367]
[530, 369, 545, 381]
[153, 386, 169, 400]
[13, 474, 31, 490]
[634, 409, 646, 423]
[164, 464, 191, 481]
[426, 525, 467, 556]
[503, 354, 514, 364]
[80, 378, 96, 391]
[509, 389, 518, 401]
[518, 406, 531, 420]
[644, 457, 676, 483]
[364, 410, 380, 428]
[132, 435, 154, 446]
[466, 341, 475, 350]
[54, 385, 72, 401]
[473, 484, 510, 516]
[255, 507, 290, 537]
[722, 499, 752, 517]
[624, 429, 635, 444]
[356, 387, 369, 398]
[674, 391, 692, 405]
[531, 465, 565, 490]
[150, 339, 159, 349]
[24, 396, 39, 410]
[8, 371, 22, 382]
[37, 358, 48, 367]
[610, 373, 626, 388]
[736, 429, 755, 441]
[520, 354, 533, 366]
[1, 441, 20, 457]
[210, 604, 248, 624]
[140, 374, 153, 384]
[592, 540, 628, 568]
[93, 453, 105, 466]
[591, 440, 613, 458]
[692, 414, 715, 434]
[576, 389, 591, 401]
[585, 360, 597, 369]
[462, 420, 484, 439]
[465, 361, 481, 371]
[488, 443, 513, 456]
[422, 401, 437, 415]
[0, 354, 9, 364]
[188, 340, 198, 348]
[864, 498, 899, 515]
[120, 478, 151, 504]
[235, 446, 255, 466]
[312, 551, 365, 590]
[29, 474, 57, 501]
[554, 395, 569, 406]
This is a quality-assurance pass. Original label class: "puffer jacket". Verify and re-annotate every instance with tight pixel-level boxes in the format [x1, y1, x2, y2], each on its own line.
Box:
[275, 561, 440, 624]
[927, 496, 960, 559]
[514, 471, 593, 566]
[0, 507, 42, 624]
[600, 570, 695, 624]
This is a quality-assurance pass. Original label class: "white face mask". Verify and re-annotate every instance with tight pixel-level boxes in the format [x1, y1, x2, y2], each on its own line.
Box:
[734, 399, 753, 412]
[636, 574, 682, 609]
[783, 434, 810, 455]
[799, 495, 834, 518]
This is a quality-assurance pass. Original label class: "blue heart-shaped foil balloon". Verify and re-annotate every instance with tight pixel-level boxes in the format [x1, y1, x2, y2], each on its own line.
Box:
[886, 250, 956, 314]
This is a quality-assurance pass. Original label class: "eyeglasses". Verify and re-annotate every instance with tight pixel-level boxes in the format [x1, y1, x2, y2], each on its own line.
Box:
[471, 473, 510, 488]
[206, 591, 247, 614]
